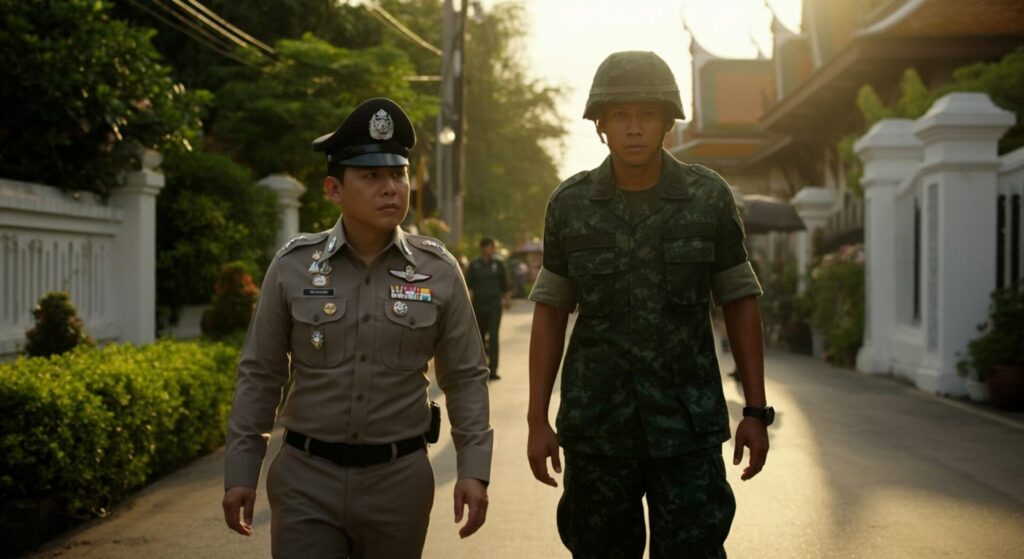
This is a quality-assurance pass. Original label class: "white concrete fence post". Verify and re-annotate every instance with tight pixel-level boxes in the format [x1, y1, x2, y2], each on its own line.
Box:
[790, 186, 834, 294]
[110, 146, 165, 345]
[854, 119, 921, 375]
[259, 174, 306, 253]
[912, 93, 1014, 395]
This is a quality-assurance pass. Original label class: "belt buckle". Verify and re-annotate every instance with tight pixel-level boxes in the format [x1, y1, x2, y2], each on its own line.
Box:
[303, 435, 313, 459]
[388, 442, 398, 463]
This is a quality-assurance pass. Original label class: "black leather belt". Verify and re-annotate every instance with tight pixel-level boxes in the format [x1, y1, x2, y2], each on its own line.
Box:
[285, 430, 425, 468]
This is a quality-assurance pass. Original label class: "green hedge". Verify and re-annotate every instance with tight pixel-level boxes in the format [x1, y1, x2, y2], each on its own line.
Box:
[0, 340, 238, 517]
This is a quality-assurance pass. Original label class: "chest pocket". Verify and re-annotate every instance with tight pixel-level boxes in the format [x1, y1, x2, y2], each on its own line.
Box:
[382, 300, 439, 371]
[290, 298, 348, 368]
[663, 223, 716, 308]
[566, 233, 618, 317]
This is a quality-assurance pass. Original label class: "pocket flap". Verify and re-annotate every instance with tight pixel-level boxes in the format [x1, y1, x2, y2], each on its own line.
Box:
[568, 248, 617, 276]
[290, 298, 346, 325]
[664, 222, 715, 239]
[664, 238, 715, 264]
[384, 300, 438, 329]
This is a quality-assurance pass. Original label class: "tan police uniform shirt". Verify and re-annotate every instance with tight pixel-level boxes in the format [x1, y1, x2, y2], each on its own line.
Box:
[225, 218, 493, 490]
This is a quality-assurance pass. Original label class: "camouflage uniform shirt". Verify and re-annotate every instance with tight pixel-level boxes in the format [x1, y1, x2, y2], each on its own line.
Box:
[529, 150, 762, 458]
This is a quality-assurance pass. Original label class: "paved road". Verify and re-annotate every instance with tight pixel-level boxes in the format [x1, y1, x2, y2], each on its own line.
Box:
[30, 300, 1024, 558]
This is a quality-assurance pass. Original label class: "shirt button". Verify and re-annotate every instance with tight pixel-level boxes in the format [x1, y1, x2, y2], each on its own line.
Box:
[364, 277, 371, 285]
[313, 314, 320, 322]
[360, 354, 367, 362]
[409, 317, 417, 326]
[356, 394, 364, 402]
[352, 433, 360, 439]
[362, 314, 369, 322]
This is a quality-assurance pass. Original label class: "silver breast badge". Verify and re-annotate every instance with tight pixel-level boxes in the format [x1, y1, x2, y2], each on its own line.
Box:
[392, 301, 409, 316]
[310, 329, 324, 350]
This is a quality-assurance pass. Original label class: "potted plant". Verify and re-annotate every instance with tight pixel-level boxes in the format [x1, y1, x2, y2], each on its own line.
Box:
[958, 281, 1024, 409]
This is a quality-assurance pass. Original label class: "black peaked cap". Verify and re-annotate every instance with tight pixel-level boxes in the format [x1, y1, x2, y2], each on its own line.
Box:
[312, 97, 416, 167]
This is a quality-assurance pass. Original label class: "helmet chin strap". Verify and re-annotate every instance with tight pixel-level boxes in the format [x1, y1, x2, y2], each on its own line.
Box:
[594, 122, 607, 145]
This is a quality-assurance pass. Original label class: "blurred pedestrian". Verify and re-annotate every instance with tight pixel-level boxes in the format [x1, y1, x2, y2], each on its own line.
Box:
[222, 98, 492, 558]
[526, 51, 774, 558]
[466, 237, 511, 380]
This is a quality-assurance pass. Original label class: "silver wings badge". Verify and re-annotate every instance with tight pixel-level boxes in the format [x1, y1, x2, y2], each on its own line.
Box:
[389, 264, 430, 283]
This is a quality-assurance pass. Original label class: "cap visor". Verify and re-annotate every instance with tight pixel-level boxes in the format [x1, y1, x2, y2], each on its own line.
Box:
[340, 153, 409, 167]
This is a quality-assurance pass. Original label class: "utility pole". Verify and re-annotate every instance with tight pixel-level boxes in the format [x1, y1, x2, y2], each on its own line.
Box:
[436, 0, 467, 246]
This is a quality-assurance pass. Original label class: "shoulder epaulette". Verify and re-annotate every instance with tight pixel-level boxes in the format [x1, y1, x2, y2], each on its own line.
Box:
[549, 169, 591, 202]
[276, 231, 328, 257]
[406, 234, 459, 267]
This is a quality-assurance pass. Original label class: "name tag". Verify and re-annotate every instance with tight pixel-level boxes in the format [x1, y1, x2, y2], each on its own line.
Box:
[303, 288, 335, 297]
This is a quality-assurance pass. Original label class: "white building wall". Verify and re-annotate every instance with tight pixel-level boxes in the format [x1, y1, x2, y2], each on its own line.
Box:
[857, 93, 1017, 396]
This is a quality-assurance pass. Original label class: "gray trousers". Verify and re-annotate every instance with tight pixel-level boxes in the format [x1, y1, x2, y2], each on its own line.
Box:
[267, 443, 435, 558]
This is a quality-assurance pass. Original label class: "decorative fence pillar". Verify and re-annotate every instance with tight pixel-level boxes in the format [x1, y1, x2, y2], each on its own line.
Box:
[854, 119, 921, 375]
[109, 147, 165, 345]
[259, 174, 306, 252]
[790, 186, 834, 293]
[912, 93, 1014, 395]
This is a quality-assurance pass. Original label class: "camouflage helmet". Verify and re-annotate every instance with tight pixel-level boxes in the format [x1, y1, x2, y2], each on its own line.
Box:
[583, 51, 684, 121]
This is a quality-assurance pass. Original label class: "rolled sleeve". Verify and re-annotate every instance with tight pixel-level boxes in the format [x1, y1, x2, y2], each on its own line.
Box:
[528, 266, 578, 311]
[434, 267, 493, 483]
[712, 261, 763, 307]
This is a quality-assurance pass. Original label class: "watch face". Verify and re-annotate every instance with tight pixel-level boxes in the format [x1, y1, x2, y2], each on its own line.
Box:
[765, 406, 776, 425]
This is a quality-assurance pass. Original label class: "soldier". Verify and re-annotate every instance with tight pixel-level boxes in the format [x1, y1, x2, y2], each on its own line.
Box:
[222, 98, 492, 558]
[465, 237, 511, 380]
[526, 51, 774, 558]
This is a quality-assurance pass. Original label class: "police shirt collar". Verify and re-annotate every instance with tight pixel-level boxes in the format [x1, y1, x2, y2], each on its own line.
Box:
[319, 218, 417, 266]
[588, 149, 690, 201]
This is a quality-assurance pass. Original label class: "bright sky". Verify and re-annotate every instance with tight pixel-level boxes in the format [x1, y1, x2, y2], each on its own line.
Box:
[501, 0, 803, 177]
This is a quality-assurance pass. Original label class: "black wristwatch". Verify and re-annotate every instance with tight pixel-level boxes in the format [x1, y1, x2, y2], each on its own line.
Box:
[742, 406, 775, 426]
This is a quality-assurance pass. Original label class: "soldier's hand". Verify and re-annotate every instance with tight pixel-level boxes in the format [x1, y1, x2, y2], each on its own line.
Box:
[527, 421, 562, 487]
[222, 486, 257, 536]
[733, 417, 769, 481]
[453, 478, 488, 538]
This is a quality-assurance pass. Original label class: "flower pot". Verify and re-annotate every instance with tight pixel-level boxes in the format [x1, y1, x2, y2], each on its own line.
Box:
[987, 365, 1024, 410]
[965, 378, 990, 402]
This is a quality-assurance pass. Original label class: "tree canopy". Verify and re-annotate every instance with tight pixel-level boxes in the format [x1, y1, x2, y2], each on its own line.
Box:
[0, 0, 208, 194]
[462, 3, 566, 247]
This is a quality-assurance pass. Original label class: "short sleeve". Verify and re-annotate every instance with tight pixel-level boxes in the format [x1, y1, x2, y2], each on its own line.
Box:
[541, 196, 569, 277]
[711, 186, 762, 306]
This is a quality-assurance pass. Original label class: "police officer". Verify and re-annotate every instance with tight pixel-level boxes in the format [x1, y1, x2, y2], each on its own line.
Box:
[222, 98, 492, 558]
[466, 237, 510, 380]
[526, 52, 774, 558]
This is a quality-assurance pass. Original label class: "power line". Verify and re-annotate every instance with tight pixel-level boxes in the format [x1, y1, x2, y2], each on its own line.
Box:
[364, 1, 441, 56]
[183, 0, 275, 54]
[168, 0, 271, 59]
[128, 0, 258, 67]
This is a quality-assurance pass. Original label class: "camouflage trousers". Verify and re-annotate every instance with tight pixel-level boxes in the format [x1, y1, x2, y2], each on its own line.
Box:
[557, 446, 735, 559]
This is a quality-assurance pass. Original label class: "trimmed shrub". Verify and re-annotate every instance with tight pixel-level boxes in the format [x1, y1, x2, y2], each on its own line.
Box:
[24, 292, 95, 357]
[201, 262, 259, 340]
[156, 149, 278, 314]
[0, 340, 238, 517]
[801, 244, 865, 366]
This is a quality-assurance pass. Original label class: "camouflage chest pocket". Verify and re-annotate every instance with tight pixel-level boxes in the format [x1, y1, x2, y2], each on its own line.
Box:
[663, 223, 716, 308]
[289, 298, 348, 368]
[565, 233, 618, 317]
[382, 300, 439, 371]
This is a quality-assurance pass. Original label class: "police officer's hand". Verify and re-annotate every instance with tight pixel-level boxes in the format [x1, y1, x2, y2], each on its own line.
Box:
[733, 418, 769, 481]
[454, 478, 488, 538]
[222, 486, 257, 536]
[527, 421, 562, 487]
